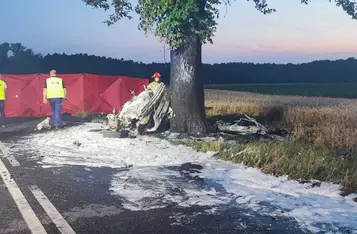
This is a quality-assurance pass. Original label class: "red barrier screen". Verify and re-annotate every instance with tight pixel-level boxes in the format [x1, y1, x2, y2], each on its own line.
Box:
[1, 73, 148, 117]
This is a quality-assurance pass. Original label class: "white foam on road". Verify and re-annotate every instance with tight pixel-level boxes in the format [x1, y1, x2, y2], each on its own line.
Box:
[9, 123, 357, 233]
[201, 162, 357, 233]
[10, 123, 212, 168]
[109, 162, 357, 233]
[110, 166, 231, 211]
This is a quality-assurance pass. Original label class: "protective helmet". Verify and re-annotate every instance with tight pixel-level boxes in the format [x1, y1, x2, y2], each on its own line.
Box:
[152, 72, 161, 79]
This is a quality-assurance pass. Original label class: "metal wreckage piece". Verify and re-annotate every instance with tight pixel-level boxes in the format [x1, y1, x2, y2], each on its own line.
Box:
[107, 83, 173, 134]
[216, 115, 268, 135]
[216, 114, 293, 142]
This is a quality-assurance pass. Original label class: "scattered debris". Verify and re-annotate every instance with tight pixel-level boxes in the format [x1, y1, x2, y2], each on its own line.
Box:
[216, 115, 268, 135]
[107, 108, 119, 131]
[179, 163, 203, 173]
[299, 179, 321, 188]
[124, 164, 133, 168]
[212, 151, 220, 158]
[36, 116, 79, 131]
[216, 115, 293, 142]
[311, 180, 322, 188]
[73, 141, 82, 147]
[36, 117, 51, 130]
[101, 130, 136, 139]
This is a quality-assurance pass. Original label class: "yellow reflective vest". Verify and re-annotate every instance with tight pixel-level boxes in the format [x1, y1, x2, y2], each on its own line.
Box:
[46, 77, 65, 99]
[147, 81, 160, 91]
[0, 80, 6, 100]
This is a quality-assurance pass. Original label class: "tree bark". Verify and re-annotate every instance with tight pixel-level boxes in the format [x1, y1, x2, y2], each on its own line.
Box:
[169, 35, 207, 135]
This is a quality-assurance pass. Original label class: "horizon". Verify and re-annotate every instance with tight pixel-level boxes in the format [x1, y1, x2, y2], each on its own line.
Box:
[1, 0, 357, 64]
[2, 41, 356, 65]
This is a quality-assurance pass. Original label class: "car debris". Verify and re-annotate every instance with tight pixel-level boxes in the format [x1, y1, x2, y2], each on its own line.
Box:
[36, 117, 51, 131]
[216, 114, 293, 142]
[107, 83, 173, 135]
[216, 115, 268, 135]
[35, 84, 291, 143]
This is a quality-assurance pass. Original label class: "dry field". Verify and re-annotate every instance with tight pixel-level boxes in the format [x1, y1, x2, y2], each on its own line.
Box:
[205, 89, 357, 152]
[200, 89, 357, 195]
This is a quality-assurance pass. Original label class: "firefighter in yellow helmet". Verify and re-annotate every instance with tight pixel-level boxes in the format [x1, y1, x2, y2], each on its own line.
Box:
[0, 74, 7, 127]
[147, 72, 161, 91]
[43, 70, 67, 129]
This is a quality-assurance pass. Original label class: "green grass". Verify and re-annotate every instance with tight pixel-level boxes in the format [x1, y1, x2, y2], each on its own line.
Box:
[207, 83, 357, 98]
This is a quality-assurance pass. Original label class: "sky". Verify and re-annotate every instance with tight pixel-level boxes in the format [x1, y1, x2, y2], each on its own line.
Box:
[0, 0, 356, 64]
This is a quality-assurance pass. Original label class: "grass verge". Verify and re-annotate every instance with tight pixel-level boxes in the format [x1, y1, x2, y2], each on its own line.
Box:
[201, 90, 357, 195]
[180, 140, 357, 195]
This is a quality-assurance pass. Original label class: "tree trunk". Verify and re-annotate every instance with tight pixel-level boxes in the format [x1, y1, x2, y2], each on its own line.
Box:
[169, 35, 207, 135]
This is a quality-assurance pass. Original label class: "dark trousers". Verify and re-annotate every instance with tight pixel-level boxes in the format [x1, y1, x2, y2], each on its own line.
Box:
[49, 98, 63, 127]
[0, 100, 5, 124]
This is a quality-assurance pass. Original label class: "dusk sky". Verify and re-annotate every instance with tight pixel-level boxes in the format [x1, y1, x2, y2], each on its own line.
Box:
[1, 0, 356, 64]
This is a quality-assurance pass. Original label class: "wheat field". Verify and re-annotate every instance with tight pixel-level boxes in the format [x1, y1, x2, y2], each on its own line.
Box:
[205, 89, 357, 152]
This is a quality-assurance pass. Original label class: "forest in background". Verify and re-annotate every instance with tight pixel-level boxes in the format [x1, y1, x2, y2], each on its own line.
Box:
[0, 42, 356, 84]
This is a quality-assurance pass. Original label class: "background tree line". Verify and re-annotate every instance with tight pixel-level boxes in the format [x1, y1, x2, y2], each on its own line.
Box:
[0, 42, 356, 84]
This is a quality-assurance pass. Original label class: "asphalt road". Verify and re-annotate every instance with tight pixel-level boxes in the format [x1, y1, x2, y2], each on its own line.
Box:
[0, 120, 306, 234]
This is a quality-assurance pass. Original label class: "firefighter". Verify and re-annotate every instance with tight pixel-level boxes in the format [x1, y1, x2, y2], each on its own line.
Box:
[147, 72, 161, 91]
[43, 70, 67, 129]
[0, 74, 7, 127]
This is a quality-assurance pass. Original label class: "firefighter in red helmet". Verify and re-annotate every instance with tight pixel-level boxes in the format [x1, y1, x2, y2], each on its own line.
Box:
[147, 72, 161, 91]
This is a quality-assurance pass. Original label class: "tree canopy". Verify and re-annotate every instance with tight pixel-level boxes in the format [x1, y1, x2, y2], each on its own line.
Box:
[83, 0, 357, 48]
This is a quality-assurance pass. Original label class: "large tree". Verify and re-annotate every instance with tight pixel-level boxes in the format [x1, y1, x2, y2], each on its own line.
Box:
[82, 0, 356, 135]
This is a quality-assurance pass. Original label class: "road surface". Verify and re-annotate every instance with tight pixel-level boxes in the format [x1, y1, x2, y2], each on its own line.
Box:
[0, 155, 303, 233]
[0, 120, 355, 233]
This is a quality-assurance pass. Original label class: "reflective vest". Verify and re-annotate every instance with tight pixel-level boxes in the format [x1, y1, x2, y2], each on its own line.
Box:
[147, 81, 160, 91]
[46, 77, 65, 99]
[0, 80, 6, 100]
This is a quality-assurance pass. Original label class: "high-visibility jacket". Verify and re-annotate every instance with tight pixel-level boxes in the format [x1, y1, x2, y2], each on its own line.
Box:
[147, 81, 160, 91]
[0, 80, 6, 100]
[46, 77, 65, 99]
